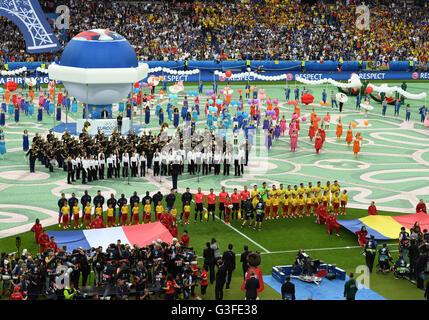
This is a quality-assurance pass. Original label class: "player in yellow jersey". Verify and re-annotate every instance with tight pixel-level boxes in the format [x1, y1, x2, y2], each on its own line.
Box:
[84, 202, 92, 229]
[264, 195, 272, 220]
[297, 183, 305, 198]
[272, 194, 280, 219]
[315, 181, 322, 198]
[282, 193, 290, 218]
[107, 204, 115, 227]
[305, 192, 313, 217]
[306, 182, 314, 195]
[132, 202, 140, 225]
[331, 180, 340, 196]
[269, 185, 278, 198]
[251, 185, 260, 208]
[121, 204, 129, 226]
[156, 201, 164, 221]
[290, 194, 297, 218]
[297, 194, 305, 217]
[143, 200, 152, 224]
[313, 191, 320, 216]
[340, 190, 348, 215]
[324, 181, 331, 209]
[61, 205, 70, 229]
[72, 204, 80, 229]
[332, 192, 340, 215]
[291, 185, 298, 200]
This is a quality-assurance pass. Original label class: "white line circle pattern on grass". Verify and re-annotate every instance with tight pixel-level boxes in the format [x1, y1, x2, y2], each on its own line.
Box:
[0, 211, 29, 223]
[0, 170, 51, 181]
[314, 159, 370, 171]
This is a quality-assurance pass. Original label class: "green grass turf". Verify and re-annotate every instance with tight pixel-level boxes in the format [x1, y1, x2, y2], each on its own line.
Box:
[0, 196, 425, 300]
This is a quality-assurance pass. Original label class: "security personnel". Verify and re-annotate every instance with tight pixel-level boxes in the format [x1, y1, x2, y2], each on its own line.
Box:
[301, 60, 305, 72]
[64, 283, 77, 300]
[184, 58, 188, 71]
[4, 63, 8, 70]
[376, 243, 392, 274]
[246, 59, 251, 72]
[409, 60, 414, 72]
[364, 235, 377, 272]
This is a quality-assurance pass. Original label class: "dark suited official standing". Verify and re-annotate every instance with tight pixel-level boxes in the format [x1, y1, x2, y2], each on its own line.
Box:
[240, 245, 250, 279]
[244, 270, 260, 300]
[203, 242, 215, 284]
[222, 243, 236, 290]
[215, 259, 227, 300]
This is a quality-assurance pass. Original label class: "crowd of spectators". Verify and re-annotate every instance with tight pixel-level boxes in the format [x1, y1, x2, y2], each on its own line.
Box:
[0, 0, 428, 64]
[0, 234, 241, 300]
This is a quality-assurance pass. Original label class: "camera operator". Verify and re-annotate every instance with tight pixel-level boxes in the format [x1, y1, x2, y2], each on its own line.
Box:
[78, 248, 91, 286]
[116, 278, 129, 300]
[376, 243, 392, 274]
[0, 252, 12, 297]
[102, 260, 116, 298]
[27, 258, 42, 299]
[152, 258, 167, 299]
[44, 250, 57, 293]
[116, 261, 131, 285]
[91, 246, 106, 286]
[16, 274, 29, 299]
[182, 268, 197, 300]
[69, 250, 82, 288]
[292, 249, 305, 272]
[133, 261, 148, 300]
[409, 239, 420, 280]
[165, 239, 179, 278]
[399, 227, 410, 262]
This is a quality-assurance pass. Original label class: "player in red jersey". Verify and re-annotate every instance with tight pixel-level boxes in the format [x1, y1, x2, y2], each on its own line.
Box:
[30, 219, 43, 244]
[180, 230, 190, 247]
[315, 202, 328, 224]
[240, 185, 251, 212]
[224, 196, 232, 224]
[218, 187, 229, 221]
[194, 187, 205, 223]
[230, 188, 241, 220]
[90, 214, 106, 229]
[355, 226, 369, 246]
[47, 236, 58, 253]
[326, 212, 340, 236]
[38, 230, 49, 253]
[206, 189, 217, 222]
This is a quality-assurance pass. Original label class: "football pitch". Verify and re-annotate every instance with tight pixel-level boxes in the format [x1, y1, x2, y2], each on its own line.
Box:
[0, 80, 428, 300]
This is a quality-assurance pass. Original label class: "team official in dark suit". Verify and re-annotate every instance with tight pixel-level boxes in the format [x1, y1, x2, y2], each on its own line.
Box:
[222, 243, 236, 290]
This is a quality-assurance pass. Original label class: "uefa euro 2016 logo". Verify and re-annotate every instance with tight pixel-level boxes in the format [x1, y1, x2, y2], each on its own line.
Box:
[0, 0, 68, 53]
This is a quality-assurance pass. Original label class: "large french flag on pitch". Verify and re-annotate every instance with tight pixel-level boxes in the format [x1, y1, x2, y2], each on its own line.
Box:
[47, 222, 173, 252]
[338, 212, 429, 240]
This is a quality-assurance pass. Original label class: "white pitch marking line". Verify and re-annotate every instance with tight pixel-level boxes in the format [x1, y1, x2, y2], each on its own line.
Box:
[214, 216, 270, 253]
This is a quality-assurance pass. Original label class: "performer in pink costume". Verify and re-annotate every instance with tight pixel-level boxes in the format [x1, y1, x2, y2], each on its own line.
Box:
[290, 129, 298, 152]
